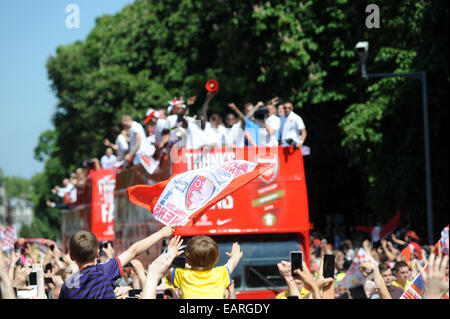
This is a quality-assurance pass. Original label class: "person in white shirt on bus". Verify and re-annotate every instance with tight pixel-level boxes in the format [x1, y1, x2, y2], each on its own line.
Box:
[100, 147, 117, 170]
[281, 102, 307, 148]
[103, 126, 129, 161]
[185, 116, 208, 149]
[224, 112, 245, 148]
[47, 178, 76, 209]
[121, 115, 154, 165]
[165, 96, 197, 147]
[263, 101, 281, 146]
[204, 114, 228, 147]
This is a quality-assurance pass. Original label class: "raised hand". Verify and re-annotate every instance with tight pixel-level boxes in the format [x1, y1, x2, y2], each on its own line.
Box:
[158, 226, 175, 239]
[167, 236, 184, 258]
[421, 253, 449, 299]
[316, 256, 335, 289]
[187, 96, 197, 106]
[293, 261, 320, 298]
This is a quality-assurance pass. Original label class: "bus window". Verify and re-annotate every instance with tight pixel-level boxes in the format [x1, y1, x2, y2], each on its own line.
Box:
[214, 234, 302, 291]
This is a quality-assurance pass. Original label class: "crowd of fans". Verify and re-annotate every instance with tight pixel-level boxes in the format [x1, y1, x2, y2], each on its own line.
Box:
[1, 225, 448, 299]
[9, 92, 446, 300]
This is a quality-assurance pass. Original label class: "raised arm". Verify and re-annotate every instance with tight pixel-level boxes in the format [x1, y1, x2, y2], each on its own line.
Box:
[141, 236, 183, 299]
[224, 242, 243, 274]
[201, 92, 216, 124]
[315, 256, 335, 299]
[293, 260, 321, 299]
[118, 226, 175, 267]
[277, 261, 301, 298]
[0, 248, 15, 299]
[380, 239, 396, 262]
[247, 101, 264, 120]
[228, 103, 246, 124]
[360, 262, 392, 299]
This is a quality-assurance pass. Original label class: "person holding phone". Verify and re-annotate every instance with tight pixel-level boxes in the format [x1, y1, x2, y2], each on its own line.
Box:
[276, 260, 309, 299]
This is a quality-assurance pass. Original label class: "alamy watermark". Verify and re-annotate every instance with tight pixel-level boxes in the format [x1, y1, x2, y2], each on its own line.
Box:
[365, 4, 380, 29]
[65, 4, 80, 29]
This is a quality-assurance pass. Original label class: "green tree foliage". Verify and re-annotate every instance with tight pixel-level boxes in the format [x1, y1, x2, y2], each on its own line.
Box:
[2, 176, 32, 199]
[35, 0, 447, 242]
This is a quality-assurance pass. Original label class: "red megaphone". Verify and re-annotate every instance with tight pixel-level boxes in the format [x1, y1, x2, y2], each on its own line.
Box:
[205, 79, 219, 92]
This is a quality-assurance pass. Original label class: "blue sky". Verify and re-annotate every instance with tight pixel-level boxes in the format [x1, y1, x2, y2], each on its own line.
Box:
[0, 0, 133, 178]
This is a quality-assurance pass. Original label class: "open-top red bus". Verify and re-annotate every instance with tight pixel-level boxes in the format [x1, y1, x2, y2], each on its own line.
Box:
[62, 146, 310, 299]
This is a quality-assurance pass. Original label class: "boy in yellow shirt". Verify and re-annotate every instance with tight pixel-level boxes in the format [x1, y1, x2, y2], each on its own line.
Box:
[172, 235, 243, 299]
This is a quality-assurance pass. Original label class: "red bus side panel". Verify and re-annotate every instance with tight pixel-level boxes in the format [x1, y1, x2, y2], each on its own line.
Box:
[90, 169, 116, 242]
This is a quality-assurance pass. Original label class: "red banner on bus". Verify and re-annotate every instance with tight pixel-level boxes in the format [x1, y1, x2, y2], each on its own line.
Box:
[90, 169, 116, 242]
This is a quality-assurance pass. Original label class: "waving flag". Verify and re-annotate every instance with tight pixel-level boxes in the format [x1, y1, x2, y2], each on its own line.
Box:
[127, 160, 274, 226]
[138, 153, 160, 175]
[356, 210, 401, 242]
[335, 248, 378, 297]
[400, 263, 449, 299]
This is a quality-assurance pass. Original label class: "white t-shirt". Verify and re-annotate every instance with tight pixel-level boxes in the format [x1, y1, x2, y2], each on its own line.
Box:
[204, 122, 227, 147]
[281, 111, 306, 146]
[165, 115, 192, 145]
[130, 121, 153, 157]
[115, 134, 129, 160]
[100, 154, 117, 169]
[264, 114, 280, 146]
[185, 118, 208, 149]
[57, 183, 77, 203]
[225, 122, 245, 147]
[145, 135, 157, 157]
[154, 118, 168, 145]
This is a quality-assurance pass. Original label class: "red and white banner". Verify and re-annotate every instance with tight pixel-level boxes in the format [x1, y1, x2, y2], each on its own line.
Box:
[90, 169, 116, 241]
[127, 160, 274, 227]
[356, 210, 401, 242]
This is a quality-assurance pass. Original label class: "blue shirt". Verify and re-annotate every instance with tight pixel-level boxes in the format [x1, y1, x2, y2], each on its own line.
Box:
[59, 257, 123, 299]
[244, 115, 259, 146]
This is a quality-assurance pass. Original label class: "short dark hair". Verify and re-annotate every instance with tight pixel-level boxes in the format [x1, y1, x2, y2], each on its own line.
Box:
[111, 125, 121, 136]
[393, 261, 409, 272]
[69, 230, 99, 264]
[185, 236, 219, 271]
[209, 113, 222, 124]
[378, 263, 391, 273]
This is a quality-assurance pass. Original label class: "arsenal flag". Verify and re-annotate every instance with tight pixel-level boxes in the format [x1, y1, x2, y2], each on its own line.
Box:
[127, 160, 274, 227]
